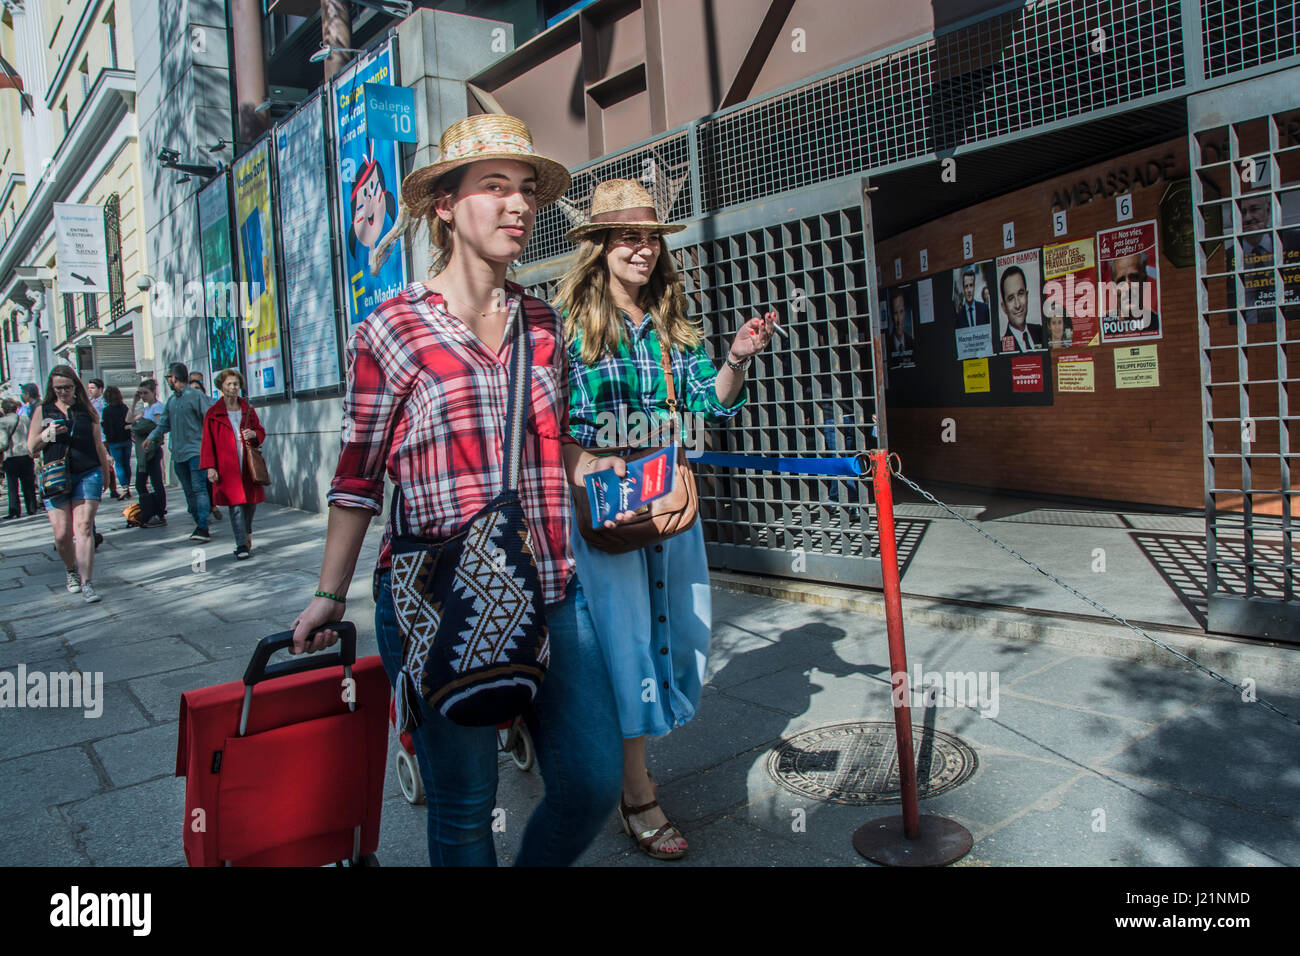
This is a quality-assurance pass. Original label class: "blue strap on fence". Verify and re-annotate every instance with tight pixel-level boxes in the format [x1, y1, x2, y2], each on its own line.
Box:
[690, 451, 863, 476]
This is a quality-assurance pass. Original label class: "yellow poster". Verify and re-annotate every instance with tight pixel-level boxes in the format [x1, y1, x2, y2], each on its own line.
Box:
[963, 357, 990, 393]
[232, 140, 286, 398]
[1114, 344, 1159, 388]
[1055, 353, 1095, 393]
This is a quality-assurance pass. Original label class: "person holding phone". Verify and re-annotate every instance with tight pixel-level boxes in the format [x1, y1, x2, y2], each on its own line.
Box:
[554, 179, 777, 859]
[27, 365, 117, 603]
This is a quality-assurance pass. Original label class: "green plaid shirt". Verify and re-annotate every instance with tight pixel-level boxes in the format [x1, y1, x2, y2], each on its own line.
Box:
[564, 310, 745, 446]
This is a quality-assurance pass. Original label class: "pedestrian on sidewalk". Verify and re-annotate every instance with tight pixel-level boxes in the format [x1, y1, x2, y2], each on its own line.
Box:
[147, 363, 212, 542]
[101, 386, 132, 499]
[26, 365, 118, 603]
[127, 379, 166, 519]
[290, 114, 631, 867]
[189, 372, 222, 523]
[202, 369, 263, 560]
[1, 398, 40, 517]
[554, 178, 777, 859]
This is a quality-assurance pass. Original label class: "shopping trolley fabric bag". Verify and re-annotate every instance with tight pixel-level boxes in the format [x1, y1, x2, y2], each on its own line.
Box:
[175, 623, 390, 866]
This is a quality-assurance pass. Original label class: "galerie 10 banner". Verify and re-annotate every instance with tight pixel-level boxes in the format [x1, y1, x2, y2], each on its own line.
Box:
[197, 173, 242, 379]
[232, 139, 288, 399]
[331, 38, 407, 326]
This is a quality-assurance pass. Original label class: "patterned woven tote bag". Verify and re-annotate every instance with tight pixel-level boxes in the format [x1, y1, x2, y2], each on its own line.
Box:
[390, 317, 549, 729]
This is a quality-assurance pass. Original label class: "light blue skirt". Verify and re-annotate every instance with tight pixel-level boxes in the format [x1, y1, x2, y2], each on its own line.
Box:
[569, 502, 712, 738]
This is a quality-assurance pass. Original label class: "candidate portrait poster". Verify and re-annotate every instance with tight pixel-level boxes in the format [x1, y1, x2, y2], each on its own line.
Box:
[232, 139, 287, 399]
[951, 259, 994, 360]
[331, 39, 407, 326]
[1042, 237, 1100, 349]
[885, 282, 917, 369]
[995, 249, 1045, 354]
[276, 93, 342, 393]
[197, 173, 242, 377]
[1098, 220, 1161, 343]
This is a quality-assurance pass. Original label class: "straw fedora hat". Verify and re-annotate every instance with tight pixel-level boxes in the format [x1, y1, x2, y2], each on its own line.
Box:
[565, 179, 686, 243]
[400, 114, 571, 218]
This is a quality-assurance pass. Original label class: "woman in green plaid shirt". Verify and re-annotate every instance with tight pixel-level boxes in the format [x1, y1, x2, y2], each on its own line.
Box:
[555, 179, 777, 859]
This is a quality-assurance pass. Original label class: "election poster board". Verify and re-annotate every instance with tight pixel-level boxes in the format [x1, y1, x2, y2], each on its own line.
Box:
[1042, 237, 1100, 349]
[275, 93, 343, 394]
[232, 138, 288, 399]
[950, 260, 994, 360]
[53, 203, 110, 294]
[1098, 220, 1162, 343]
[995, 249, 1046, 354]
[331, 38, 407, 326]
[197, 172, 242, 378]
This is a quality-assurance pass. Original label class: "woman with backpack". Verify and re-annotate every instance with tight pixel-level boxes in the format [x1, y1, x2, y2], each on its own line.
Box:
[1, 398, 39, 518]
[26, 365, 118, 602]
[289, 114, 635, 867]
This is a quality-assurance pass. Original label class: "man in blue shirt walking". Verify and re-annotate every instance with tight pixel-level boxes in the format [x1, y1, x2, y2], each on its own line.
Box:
[146, 362, 212, 541]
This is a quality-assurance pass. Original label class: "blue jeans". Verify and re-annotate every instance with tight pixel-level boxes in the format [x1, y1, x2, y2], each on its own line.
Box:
[173, 455, 210, 532]
[228, 502, 256, 549]
[374, 569, 623, 867]
[106, 442, 131, 488]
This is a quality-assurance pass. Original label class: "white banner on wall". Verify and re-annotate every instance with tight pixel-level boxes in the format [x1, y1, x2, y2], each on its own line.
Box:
[53, 203, 110, 294]
[275, 93, 343, 393]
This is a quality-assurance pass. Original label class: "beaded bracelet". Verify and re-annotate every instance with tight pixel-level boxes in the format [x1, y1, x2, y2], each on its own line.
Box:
[315, 589, 347, 603]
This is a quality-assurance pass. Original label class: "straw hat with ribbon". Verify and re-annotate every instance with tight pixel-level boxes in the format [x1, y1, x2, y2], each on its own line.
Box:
[565, 179, 686, 244]
[399, 113, 571, 220]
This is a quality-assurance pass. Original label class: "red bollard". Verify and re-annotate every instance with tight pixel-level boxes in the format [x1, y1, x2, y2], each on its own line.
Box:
[852, 449, 973, 866]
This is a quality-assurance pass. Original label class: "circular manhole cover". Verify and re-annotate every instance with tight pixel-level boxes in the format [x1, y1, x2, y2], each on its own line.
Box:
[767, 721, 978, 805]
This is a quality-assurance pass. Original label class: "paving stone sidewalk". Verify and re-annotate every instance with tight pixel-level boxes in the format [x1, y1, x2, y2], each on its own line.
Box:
[1, 498, 1296, 866]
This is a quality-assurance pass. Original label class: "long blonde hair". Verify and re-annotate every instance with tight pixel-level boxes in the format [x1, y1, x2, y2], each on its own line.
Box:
[555, 235, 701, 364]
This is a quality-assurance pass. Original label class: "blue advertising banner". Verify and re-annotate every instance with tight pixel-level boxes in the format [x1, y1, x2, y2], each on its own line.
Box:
[331, 39, 407, 326]
[363, 82, 416, 143]
[275, 93, 342, 393]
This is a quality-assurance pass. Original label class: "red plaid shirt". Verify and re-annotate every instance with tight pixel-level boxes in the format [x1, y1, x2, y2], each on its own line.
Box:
[328, 281, 575, 603]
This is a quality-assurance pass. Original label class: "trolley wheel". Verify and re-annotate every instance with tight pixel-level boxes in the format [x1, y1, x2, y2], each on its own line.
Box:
[510, 722, 535, 772]
[395, 748, 424, 805]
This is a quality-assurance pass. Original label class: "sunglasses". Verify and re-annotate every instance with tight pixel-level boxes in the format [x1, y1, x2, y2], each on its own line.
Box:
[611, 231, 659, 250]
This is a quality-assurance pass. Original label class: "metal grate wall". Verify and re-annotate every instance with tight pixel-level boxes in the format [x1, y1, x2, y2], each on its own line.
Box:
[699, 0, 1183, 211]
[1190, 71, 1300, 642]
[1203, 0, 1300, 79]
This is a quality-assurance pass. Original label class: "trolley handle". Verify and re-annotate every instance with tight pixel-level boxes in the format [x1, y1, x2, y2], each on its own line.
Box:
[243, 623, 357, 687]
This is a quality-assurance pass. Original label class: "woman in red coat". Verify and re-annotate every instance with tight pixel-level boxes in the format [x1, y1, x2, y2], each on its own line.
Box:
[201, 368, 266, 560]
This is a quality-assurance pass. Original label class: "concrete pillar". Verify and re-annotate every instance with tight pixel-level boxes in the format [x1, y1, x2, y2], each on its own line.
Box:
[321, 0, 352, 81]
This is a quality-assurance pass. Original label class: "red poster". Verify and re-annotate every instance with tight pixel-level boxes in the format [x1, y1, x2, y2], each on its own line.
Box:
[1097, 220, 1162, 343]
[1011, 355, 1044, 392]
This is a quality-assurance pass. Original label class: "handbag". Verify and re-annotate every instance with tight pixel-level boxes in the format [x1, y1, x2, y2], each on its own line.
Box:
[245, 439, 271, 486]
[39, 412, 71, 498]
[571, 335, 699, 554]
[389, 315, 549, 730]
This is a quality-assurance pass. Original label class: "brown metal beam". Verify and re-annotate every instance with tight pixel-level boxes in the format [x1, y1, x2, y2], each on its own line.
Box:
[719, 0, 796, 110]
[641, 0, 667, 134]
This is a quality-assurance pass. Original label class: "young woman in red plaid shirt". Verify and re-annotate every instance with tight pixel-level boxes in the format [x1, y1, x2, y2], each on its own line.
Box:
[290, 115, 635, 867]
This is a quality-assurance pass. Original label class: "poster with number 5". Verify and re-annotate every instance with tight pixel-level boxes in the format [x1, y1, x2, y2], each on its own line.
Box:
[331, 38, 408, 326]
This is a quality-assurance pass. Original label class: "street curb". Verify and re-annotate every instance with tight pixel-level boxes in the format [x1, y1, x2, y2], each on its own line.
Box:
[711, 571, 1300, 692]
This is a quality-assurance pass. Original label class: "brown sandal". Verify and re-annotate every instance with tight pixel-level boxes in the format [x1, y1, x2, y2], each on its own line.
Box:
[619, 795, 687, 860]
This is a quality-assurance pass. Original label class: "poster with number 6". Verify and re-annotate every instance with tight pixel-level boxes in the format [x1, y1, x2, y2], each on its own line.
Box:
[1098, 220, 1161, 343]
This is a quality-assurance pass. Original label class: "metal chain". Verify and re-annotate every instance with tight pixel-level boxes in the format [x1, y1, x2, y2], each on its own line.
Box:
[884, 464, 1299, 726]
